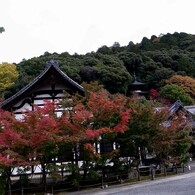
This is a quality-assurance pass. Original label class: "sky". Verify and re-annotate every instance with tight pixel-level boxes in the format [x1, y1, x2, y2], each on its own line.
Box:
[1, 0, 195, 64]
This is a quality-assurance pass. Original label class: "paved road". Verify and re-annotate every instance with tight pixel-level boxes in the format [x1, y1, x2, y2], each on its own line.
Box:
[95, 173, 195, 195]
[65, 172, 195, 195]
[60, 161, 195, 195]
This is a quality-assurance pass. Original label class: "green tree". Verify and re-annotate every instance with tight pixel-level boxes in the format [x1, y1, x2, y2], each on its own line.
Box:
[152, 112, 192, 174]
[159, 84, 193, 105]
[122, 98, 166, 153]
[118, 51, 143, 74]
[95, 54, 132, 94]
[98, 66, 131, 94]
[80, 66, 98, 82]
[117, 97, 167, 180]
[97, 45, 112, 55]
[166, 75, 195, 99]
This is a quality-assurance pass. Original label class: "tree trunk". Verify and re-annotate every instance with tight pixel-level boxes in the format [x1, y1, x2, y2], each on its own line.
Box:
[61, 162, 64, 177]
[151, 167, 155, 180]
[8, 179, 11, 195]
[83, 160, 89, 180]
[5, 168, 12, 195]
[40, 158, 47, 192]
[175, 164, 178, 174]
[163, 165, 167, 176]
[182, 164, 185, 173]
[137, 166, 140, 181]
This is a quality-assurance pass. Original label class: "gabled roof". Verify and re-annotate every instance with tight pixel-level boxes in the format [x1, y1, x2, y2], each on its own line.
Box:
[157, 100, 195, 128]
[1, 60, 84, 110]
[168, 100, 183, 115]
[168, 100, 195, 116]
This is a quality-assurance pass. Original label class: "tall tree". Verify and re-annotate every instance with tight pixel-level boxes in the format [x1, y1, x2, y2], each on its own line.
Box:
[152, 111, 192, 174]
[159, 84, 193, 105]
[118, 96, 167, 162]
[0, 107, 29, 193]
[0, 100, 62, 191]
[59, 83, 131, 184]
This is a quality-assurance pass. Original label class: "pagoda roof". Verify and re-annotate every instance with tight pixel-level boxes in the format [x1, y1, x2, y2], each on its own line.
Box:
[131, 73, 146, 86]
[131, 80, 146, 86]
[1, 60, 84, 110]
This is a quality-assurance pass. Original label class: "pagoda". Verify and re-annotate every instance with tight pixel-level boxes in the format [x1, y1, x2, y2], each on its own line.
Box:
[128, 73, 148, 97]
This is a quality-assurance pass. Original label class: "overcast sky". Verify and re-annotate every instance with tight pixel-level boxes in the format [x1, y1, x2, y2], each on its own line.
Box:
[1, 0, 195, 63]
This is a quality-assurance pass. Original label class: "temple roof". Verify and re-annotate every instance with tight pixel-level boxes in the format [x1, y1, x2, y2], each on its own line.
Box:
[156, 100, 195, 128]
[131, 80, 146, 86]
[131, 73, 146, 86]
[168, 100, 183, 115]
[168, 100, 195, 116]
[1, 60, 84, 110]
[156, 100, 195, 116]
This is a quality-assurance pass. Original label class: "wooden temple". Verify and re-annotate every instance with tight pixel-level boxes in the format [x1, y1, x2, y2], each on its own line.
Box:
[2, 60, 84, 119]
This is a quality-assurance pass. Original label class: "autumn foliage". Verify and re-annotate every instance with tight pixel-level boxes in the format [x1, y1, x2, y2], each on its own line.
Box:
[166, 75, 195, 99]
[0, 86, 131, 168]
[0, 84, 193, 193]
[59, 86, 131, 157]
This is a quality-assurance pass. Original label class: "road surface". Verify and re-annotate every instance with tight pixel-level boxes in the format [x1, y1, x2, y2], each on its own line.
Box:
[59, 161, 195, 195]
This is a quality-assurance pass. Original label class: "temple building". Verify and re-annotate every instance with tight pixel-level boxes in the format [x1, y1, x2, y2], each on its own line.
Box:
[2, 60, 84, 119]
[127, 74, 148, 98]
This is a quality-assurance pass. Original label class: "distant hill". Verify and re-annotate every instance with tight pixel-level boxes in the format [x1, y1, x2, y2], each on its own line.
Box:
[4, 32, 195, 99]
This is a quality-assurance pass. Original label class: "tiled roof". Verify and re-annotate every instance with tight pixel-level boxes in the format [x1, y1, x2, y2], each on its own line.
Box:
[168, 100, 183, 115]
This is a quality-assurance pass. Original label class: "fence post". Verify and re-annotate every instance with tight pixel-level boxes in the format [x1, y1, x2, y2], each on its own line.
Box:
[150, 164, 155, 180]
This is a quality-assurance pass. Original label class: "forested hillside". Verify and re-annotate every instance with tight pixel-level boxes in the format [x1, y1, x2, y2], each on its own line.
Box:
[4, 32, 195, 104]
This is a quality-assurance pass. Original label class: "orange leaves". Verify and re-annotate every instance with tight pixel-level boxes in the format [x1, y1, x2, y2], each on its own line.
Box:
[86, 91, 131, 133]
[20, 102, 61, 149]
[0, 87, 132, 167]
[0, 108, 28, 149]
[85, 129, 100, 140]
[114, 110, 131, 133]
[0, 128, 27, 148]
[71, 104, 92, 124]
[87, 91, 115, 119]
[59, 90, 131, 144]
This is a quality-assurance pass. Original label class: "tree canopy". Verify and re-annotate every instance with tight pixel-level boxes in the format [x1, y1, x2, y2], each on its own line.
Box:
[166, 75, 195, 99]
[159, 84, 194, 105]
